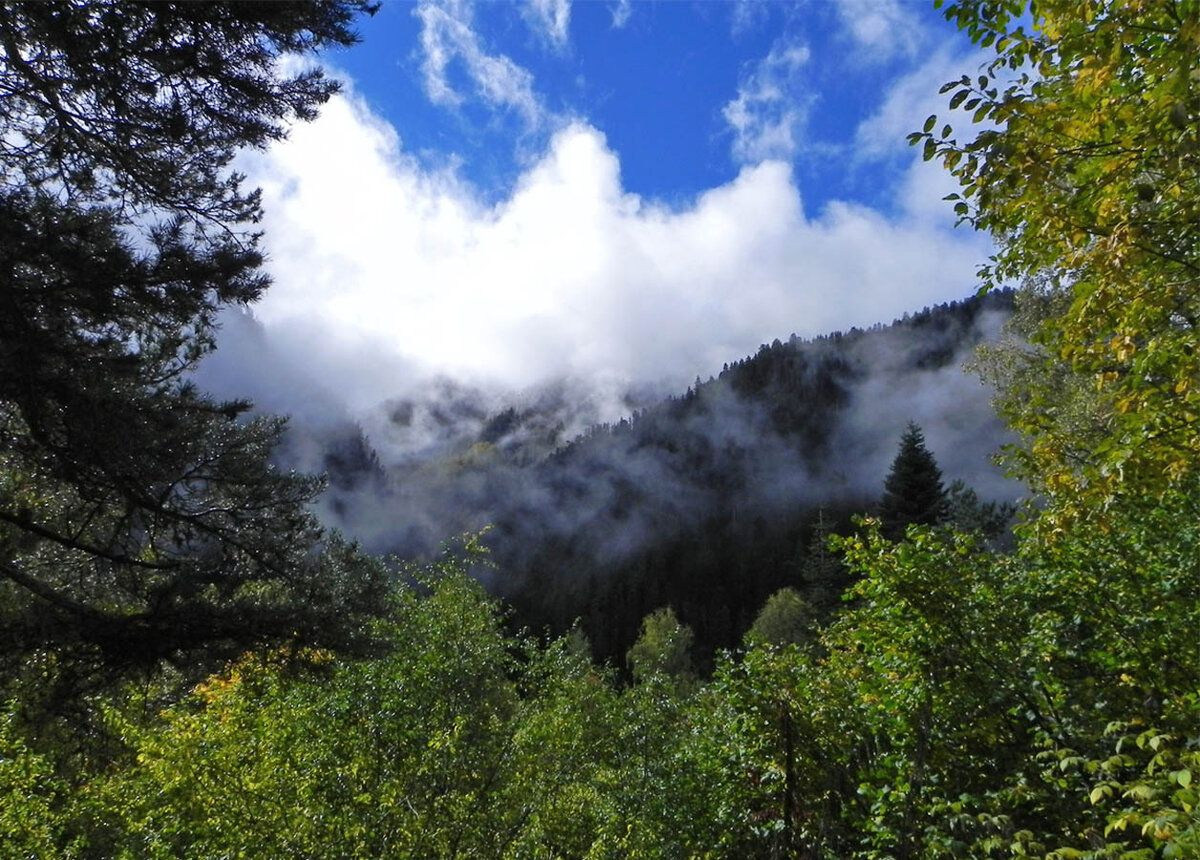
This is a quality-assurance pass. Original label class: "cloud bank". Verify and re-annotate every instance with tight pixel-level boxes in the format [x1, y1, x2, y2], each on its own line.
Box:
[205, 81, 991, 441]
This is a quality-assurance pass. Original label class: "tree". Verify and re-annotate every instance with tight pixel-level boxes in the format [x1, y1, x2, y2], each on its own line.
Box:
[798, 506, 849, 618]
[626, 607, 697, 686]
[913, 0, 1200, 514]
[878, 422, 950, 540]
[0, 1, 384, 690]
[745, 587, 811, 647]
[892, 6, 1200, 856]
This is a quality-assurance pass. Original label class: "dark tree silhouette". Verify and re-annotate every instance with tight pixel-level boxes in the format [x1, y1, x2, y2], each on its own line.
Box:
[0, 1, 386, 688]
[878, 422, 950, 540]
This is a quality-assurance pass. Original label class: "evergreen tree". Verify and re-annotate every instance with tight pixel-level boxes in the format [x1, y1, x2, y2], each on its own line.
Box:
[799, 506, 847, 618]
[0, 1, 384, 690]
[878, 422, 949, 540]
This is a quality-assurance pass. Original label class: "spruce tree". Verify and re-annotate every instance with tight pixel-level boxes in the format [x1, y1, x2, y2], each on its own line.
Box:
[0, 1, 385, 687]
[878, 422, 950, 540]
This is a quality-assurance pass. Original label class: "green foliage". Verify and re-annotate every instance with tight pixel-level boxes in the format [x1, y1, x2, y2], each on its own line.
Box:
[915, 0, 1200, 511]
[946, 479, 1016, 542]
[701, 642, 848, 858]
[626, 607, 697, 686]
[3, 7, 1198, 860]
[744, 587, 812, 647]
[61, 562, 524, 857]
[0, 709, 69, 860]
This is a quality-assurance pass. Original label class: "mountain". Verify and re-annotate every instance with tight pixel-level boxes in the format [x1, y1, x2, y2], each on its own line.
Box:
[303, 289, 1018, 664]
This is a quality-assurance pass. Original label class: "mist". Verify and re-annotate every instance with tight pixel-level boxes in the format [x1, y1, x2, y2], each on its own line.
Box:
[223, 296, 1016, 583]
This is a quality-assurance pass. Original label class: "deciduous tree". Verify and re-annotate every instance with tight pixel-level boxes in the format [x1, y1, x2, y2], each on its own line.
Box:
[914, 0, 1200, 512]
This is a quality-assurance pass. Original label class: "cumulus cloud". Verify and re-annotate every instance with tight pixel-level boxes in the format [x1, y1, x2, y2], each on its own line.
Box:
[210, 83, 991, 437]
[723, 36, 813, 164]
[415, 0, 545, 126]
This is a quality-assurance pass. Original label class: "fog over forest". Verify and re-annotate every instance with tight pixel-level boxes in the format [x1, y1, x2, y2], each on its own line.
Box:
[195, 291, 1018, 578]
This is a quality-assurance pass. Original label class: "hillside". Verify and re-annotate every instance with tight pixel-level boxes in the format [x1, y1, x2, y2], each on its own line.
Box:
[310, 289, 1017, 661]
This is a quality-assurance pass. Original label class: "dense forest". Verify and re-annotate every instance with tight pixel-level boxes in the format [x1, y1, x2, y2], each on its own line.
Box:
[302, 288, 1016, 664]
[492, 291, 1017, 664]
[3, 2, 1199, 859]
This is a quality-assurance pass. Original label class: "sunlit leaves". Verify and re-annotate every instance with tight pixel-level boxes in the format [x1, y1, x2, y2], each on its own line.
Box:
[0, 710, 67, 859]
[918, 1, 1200, 510]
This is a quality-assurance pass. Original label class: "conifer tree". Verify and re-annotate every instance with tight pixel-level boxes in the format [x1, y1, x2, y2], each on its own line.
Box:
[801, 506, 847, 615]
[0, 1, 384, 687]
[878, 422, 950, 540]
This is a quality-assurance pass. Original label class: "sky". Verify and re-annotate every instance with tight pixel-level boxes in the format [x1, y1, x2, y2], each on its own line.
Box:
[203, 0, 1000, 431]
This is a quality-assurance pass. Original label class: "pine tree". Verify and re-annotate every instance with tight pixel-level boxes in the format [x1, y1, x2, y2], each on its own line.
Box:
[0, 1, 385, 688]
[800, 506, 847, 617]
[878, 422, 950, 540]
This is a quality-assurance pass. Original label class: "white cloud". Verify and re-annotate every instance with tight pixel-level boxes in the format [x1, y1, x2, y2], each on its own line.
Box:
[524, 0, 571, 47]
[854, 44, 996, 225]
[855, 47, 967, 159]
[610, 0, 631, 29]
[415, 0, 544, 126]
[723, 36, 812, 164]
[730, 0, 770, 37]
[222, 85, 990, 428]
[833, 0, 923, 62]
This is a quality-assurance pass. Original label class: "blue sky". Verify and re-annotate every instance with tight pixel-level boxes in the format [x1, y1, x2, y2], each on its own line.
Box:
[326, 0, 965, 212]
[208, 0, 999, 430]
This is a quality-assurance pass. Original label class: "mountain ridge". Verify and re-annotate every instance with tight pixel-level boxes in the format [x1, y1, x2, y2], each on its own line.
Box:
[300, 288, 1017, 662]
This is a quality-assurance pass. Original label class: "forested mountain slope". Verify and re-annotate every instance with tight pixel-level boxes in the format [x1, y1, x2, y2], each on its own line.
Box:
[311, 289, 1016, 661]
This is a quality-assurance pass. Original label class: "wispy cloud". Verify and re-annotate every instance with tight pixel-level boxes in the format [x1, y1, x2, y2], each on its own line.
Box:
[723, 36, 812, 164]
[730, 0, 770, 38]
[854, 44, 995, 224]
[415, 0, 545, 127]
[524, 0, 572, 48]
[609, 0, 631, 29]
[833, 0, 923, 63]
[855, 47, 967, 160]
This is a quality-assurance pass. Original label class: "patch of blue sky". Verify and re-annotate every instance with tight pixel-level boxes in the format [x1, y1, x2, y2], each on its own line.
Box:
[323, 1, 980, 215]
[208, 1, 1002, 427]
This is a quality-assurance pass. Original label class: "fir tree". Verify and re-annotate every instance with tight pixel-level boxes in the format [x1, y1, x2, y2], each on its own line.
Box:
[878, 422, 950, 540]
[0, 1, 385, 689]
